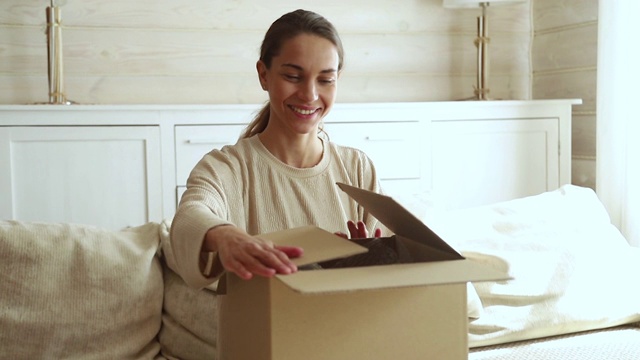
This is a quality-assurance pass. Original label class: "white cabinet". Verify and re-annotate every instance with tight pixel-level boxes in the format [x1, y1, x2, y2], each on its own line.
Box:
[323, 121, 424, 199]
[429, 118, 560, 210]
[0, 126, 162, 230]
[0, 100, 580, 229]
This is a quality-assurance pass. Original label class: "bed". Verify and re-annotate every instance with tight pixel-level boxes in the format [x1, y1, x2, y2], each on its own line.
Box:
[400, 184, 640, 359]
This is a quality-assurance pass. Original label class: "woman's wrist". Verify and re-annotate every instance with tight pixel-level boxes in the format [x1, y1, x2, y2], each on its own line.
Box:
[203, 224, 233, 253]
[201, 225, 234, 278]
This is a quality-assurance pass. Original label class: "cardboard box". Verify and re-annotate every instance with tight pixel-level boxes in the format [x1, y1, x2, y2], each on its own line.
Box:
[218, 183, 508, 360]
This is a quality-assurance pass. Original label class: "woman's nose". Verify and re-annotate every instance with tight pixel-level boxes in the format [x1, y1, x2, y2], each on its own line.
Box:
[298, 80, 318, 102]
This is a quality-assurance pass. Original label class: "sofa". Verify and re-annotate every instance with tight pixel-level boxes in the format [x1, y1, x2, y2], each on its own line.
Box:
[2, 185, 640, 359]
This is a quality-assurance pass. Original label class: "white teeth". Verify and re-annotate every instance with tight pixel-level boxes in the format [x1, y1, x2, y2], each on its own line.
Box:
[292, 107, 316, 115]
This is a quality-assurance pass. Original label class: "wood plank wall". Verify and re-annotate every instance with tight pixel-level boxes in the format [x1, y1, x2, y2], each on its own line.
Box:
[0, 0, 531, 105]
[532, 0, 598, 190]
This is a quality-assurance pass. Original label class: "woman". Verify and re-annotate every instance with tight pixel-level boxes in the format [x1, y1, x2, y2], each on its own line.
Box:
[161, 9, 386, 359]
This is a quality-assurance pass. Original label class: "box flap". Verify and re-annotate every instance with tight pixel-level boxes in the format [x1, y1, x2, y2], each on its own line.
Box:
[278, 259, 509, 294]
[217, 225, 368, 295]
[337, 182, 463, 259]
[259, 225, 369, 267]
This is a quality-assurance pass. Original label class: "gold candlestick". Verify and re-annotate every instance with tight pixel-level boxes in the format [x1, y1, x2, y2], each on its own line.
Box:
[443, 0, 525, 101]
[46, 0, 72, 104]
[474, 3, 490, 100]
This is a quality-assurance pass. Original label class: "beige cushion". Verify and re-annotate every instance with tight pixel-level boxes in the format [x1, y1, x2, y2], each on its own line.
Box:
[158, 220, 218, 360]
[0, 221, 164, 359]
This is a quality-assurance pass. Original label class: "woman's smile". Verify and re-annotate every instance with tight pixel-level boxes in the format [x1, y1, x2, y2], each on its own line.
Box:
[289, 105, 320, 116]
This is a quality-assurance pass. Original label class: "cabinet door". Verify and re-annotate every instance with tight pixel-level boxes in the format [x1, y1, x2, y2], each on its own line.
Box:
[324, 121, 425, 200]
[430, 118, 559, 210]
[0, 126, 162, 230]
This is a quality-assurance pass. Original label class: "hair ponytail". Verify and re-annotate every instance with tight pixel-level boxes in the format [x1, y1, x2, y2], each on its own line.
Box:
[241, 102, 270, 139]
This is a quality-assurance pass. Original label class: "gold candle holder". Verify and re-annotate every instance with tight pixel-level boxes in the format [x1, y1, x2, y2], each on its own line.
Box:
[443, 0, 525, 101]
[46, 1, 72, 104]
[473, 3, 490, 100]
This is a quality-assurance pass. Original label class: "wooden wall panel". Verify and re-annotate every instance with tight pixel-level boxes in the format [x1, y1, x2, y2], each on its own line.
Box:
[533, 24, 597, 71]
[533, 0, 598, 30]
[533, 0, 598, 190]
[1, 28, 530, 76]
[572, 114, 596, 158]
[533, 70, 596, 110]
[572, 158, 596, 189]
[0, 1, 530, 33]
[0, 0, 531, 105]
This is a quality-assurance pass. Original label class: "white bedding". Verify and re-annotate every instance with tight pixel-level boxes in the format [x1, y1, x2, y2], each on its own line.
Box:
[418, 185, 640, 347]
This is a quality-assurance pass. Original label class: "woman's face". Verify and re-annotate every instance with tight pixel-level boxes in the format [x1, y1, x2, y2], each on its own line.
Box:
[257, 33, 340, 137]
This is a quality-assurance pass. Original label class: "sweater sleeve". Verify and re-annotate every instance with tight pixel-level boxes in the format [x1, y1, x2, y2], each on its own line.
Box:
[166, 152, 235, 289]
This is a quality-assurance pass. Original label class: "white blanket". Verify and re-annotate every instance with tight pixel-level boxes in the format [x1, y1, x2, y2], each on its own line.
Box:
[423, 185, 640, 347]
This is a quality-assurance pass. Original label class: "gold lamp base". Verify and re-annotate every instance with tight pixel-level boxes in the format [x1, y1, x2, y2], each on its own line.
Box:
[473, 3, 490, 100]
[45, 1, 74, 105]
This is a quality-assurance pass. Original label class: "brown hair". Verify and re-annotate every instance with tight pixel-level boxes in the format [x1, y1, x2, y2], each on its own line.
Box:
[241, 9, 345, 139]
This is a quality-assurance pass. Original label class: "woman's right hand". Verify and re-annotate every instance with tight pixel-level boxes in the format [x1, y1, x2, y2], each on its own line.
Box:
[335, 220, 382, 239]
[204, 225, 303, 280]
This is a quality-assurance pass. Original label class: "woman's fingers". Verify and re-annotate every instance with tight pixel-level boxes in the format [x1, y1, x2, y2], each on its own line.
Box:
[263, 245, 300, 274]
[344, 220, 382, 239]
[276, 245, 304, 259]
[222, 241, 302, 279]
[347, 220, 380, 239]
[347, 220, 359, 238]
[219, 252, 257, 280]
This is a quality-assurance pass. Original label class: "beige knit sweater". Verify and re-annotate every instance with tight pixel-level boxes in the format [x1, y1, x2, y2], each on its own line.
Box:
[166, 135, 387, 290]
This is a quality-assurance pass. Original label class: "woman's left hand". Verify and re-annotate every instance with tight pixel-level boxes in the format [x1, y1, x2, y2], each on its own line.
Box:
[335, 220, 382, 239]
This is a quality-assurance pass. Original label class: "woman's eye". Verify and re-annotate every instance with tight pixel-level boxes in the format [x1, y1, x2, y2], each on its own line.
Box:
[320, 78, 336, 85]
[284, 74, 300, 81]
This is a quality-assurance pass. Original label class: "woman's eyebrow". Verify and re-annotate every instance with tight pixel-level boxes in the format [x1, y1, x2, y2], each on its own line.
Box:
[281, 63, 337, 74]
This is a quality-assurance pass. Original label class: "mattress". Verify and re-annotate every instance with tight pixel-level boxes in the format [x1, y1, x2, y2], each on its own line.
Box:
[469, 322, 640, 360]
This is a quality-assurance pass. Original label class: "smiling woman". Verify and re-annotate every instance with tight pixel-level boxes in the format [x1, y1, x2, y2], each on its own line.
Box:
[242, 9, 344, 140]
[162, 9, 388, 359]
[255, 33, 340, 168]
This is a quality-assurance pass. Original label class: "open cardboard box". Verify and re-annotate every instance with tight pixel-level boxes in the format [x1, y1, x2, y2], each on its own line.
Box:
[218, 183, 509, 360]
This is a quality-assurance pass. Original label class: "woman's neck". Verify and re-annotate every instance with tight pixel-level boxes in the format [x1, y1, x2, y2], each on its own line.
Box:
[257, 131, 323, 168]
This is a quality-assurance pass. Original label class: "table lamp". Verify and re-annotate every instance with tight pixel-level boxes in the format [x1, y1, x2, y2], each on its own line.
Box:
[443, 0, 525, 100]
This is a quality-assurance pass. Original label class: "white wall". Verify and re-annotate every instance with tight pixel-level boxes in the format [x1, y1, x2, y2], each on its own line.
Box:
[0, 0, 531, 105]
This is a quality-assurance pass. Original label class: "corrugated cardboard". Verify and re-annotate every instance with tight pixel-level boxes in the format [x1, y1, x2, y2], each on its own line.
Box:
[218, 182, 509, 360]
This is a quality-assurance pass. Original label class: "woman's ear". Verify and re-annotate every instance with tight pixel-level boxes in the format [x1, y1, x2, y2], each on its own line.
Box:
[256, 60, 268, 90]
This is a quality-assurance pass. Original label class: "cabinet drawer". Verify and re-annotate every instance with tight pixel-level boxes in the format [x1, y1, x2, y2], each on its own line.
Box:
[175, 125, 245, 185]
[324, 122, 421, 180]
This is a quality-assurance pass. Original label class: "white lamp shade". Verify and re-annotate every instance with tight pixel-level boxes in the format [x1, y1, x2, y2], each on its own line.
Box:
[443, 0, 525, 8]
